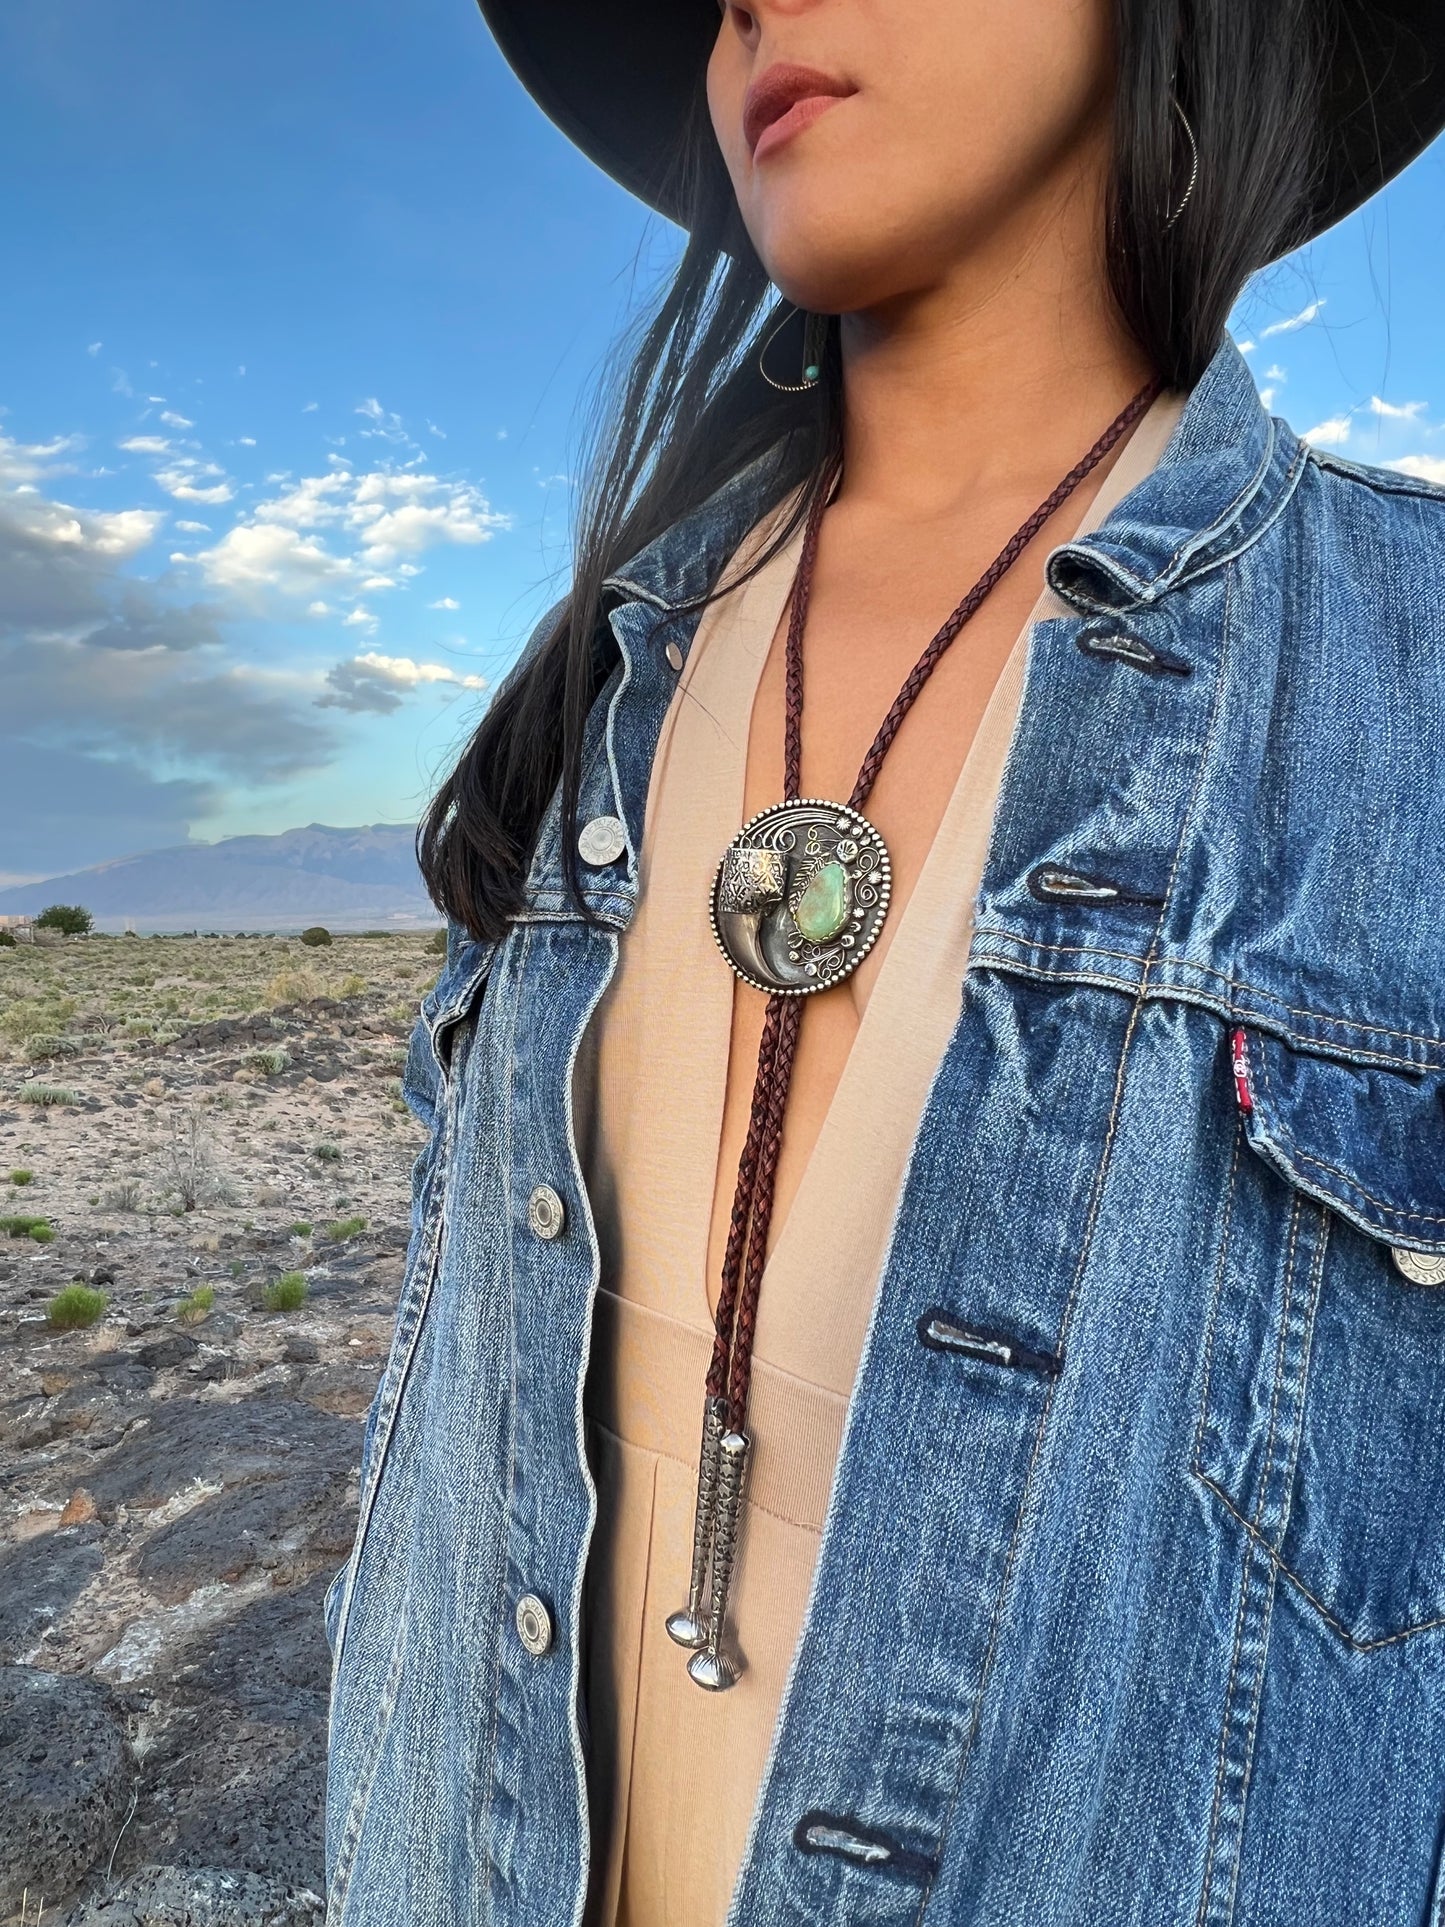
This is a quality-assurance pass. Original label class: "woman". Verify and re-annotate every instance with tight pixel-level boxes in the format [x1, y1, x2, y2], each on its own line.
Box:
[323, 1, 1445, 1922]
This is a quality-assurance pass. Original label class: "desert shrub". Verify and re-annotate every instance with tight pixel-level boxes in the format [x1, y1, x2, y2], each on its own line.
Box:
[1, 1214, 53, 1241]
[262, 1271, 308, 1312]
[290, 1221, 313, 1238]
[35, 904, 94, 936]
[178, 1284, 216, 1322]
[427, 927, 448, 956]
[300, 926, 333, 948]
[2, 995, 78, 1047]
[25, 1033, 81, 1064]
[338, 973, 366, 999]
[265, 966, 325, 1007]
[48, 1284, 107, 1328]
[311, 1141, 342, 1164]
[162, 1108, 238, 1211]
[9, 1170, 33, 1186]
[0, 929, 14, 948]
[327, 1215, 367, 1242]
[101, 1178, 143, 1213]
[18, 1083, 81, 1107]
[246, 1046, 291, 1076]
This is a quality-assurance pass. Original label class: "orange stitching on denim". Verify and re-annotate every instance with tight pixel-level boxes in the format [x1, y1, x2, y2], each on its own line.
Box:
[1192, 1115, 1244, 1481]
[971, 931, 1445, 1060]
[1194, 1470, 1445, 1651]
[1253, 1032, 1445, 1229]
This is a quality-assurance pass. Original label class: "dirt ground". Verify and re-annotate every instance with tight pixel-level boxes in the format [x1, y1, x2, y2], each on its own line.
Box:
[0, 931, 438, 1926]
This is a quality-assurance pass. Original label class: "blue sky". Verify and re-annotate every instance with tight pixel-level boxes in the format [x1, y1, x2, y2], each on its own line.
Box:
[3, 0, 1443, 883]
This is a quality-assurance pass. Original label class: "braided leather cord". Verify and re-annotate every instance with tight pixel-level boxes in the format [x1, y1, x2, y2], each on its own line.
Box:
[709, 378, 1162, 1431]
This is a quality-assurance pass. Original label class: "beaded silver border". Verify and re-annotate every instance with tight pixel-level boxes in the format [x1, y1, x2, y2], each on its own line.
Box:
[708, 797, 893, 996]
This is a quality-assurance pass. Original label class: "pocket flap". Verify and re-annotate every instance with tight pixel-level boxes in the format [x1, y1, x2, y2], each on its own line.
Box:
[1235, 1026, 1445, 1257]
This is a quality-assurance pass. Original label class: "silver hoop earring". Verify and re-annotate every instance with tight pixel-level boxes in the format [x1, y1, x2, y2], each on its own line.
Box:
[1164, 95, 1199, 232]
[758, 306, 828, 392]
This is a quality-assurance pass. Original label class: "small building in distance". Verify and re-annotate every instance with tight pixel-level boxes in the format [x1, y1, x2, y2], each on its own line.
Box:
[0, 914, 35, 943]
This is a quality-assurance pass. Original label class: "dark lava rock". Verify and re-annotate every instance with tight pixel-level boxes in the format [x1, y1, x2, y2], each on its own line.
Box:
[0, 1526, 106, 1660]
[0, 1394, 57, 1451]
[83, 1396, 360, 1514]
[0, 1664, 134, 1905]
[136, 1333, 200, 1371]
[294, 1364, 376, 1418]
[376, 1224, 409, 1251]
[185, 1352, 238, 1384]
[91, 1264, 118, 1287]
[90, 1356, 158, 1398]
[59, 1865, 325, 1926]
[281, 1336, 318, 1365]
[137, 1473, 354, 1604]
[108, 1578, 335, 1895]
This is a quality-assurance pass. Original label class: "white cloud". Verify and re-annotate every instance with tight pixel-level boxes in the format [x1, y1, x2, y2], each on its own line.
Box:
[1261, 300, 1325, 338]
[1304, 415, 1352, 448]
[1388, 455, 1445, 484]
[160, 409, 194, 429]
[1370, 396, 1427, 421]
[429, 596, 460, 611]
[86, 341, 103, 356]
[155, 465, 234, 506]
[1265, 364, 1287, 383]
[356, 397, 409, 443]
[427, 421, 447, 439]
[120, 434, 172, 456]
[361, 574, 396, 591]
[0, 433, 85, 487]
[111, 369, 133, 397]
[342, 606, 376, 629]
[195, 520, 358, 595]
[302, 401, 318, 413]
[1259, 389, 1277, 411]
[237, 435, 257, 447]
[318, 650, 488, 714]
[174, 519, 211, 533]
[306, 600, 332, 616]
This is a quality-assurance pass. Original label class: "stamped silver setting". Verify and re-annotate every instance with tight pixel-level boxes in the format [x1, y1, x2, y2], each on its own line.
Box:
[709, 798, 891, 996]
[1392, 1246, 1445, 1287]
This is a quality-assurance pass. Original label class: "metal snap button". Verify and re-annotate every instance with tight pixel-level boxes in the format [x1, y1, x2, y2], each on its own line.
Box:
[1392, 1246, 1445, 1286]
[516, 1592, 554, 1657]
[578, 814, 627, 866]
[527, 1184, 565, 1240]
[665, 640, 684, 672]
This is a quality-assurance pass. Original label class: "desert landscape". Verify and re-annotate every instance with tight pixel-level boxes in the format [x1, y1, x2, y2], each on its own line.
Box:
[0, 928, 440, 1926]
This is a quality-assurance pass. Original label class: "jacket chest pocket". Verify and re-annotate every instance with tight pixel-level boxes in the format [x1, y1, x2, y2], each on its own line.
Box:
[1194, 1024, 1445, 1651]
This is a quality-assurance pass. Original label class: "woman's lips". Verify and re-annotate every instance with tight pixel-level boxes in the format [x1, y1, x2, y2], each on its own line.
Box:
[743, 62, 855, 160]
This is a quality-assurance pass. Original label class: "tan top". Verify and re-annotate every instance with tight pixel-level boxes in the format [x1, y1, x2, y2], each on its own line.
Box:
[572, 393, 1185, 1927]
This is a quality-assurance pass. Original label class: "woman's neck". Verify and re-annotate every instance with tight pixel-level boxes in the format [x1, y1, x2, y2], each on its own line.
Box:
[836, 187, 1157, 526]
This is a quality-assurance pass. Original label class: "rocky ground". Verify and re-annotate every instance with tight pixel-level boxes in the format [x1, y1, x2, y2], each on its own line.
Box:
[0, 932, 439, 1925]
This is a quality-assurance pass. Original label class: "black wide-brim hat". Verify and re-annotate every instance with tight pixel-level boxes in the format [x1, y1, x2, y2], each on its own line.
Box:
[476, 0, 1445, 246]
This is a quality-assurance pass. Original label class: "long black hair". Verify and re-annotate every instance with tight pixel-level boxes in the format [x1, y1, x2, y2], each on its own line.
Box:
[419, 0, 1326, 943]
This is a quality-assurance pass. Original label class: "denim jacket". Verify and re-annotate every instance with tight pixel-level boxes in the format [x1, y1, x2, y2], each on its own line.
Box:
[323, 334, 1445, 1927]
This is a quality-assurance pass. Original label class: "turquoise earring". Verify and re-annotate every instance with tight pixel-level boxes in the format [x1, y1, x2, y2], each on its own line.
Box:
[758, 306, 829, 391]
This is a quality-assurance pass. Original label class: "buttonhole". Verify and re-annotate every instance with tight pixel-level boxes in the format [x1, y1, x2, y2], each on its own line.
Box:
[792, 1811, 937, 1882]
[1077, 625, 1191, 677]
[1027, 864, 1165, 909]
[917, 1308, 1061, 1377]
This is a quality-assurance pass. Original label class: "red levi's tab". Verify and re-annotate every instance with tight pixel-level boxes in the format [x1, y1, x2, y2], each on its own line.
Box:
[1229, 1028, 1253, 1113]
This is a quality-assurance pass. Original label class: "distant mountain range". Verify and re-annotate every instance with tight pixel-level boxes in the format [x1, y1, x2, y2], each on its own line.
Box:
[0, 824, 442, 933]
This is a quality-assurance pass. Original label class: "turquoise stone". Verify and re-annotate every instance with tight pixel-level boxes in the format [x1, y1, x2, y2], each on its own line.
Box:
[794, 860, 850, 942]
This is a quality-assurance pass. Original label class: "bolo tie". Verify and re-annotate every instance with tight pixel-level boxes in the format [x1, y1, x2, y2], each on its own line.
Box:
[666, 376, 1162, 1690]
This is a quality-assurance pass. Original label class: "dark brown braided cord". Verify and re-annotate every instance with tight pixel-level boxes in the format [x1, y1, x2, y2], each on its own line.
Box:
[708, 377, 1162, 1430]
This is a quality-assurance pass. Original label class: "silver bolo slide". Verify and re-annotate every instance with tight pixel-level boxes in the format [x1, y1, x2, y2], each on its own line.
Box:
[666, 1394, 752, 1691]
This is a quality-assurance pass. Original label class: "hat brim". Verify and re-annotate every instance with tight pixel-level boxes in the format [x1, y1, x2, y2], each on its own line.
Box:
[477, 0, 1445, 250]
